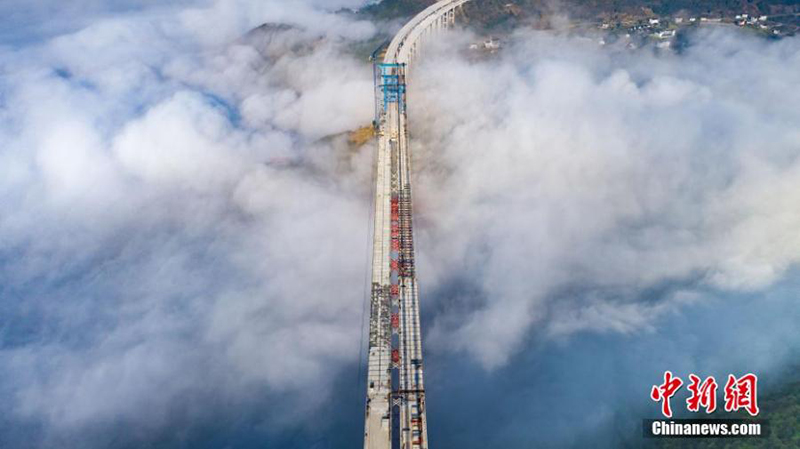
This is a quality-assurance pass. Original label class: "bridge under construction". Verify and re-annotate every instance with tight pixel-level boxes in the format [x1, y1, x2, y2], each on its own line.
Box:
[363, 2, 471, 449]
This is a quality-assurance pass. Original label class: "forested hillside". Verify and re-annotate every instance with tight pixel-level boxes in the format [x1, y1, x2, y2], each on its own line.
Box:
[361, 0, 800, 29]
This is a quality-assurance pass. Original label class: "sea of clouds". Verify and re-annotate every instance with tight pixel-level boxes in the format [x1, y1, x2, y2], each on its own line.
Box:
[411, 27, 800, 447]
[413, 28, 800, 368]
[1, 0, 377, 447]
[1, 0, 799, 447]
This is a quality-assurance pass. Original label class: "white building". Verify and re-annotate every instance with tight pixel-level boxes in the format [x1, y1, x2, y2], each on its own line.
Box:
[483, 38, 500, 50]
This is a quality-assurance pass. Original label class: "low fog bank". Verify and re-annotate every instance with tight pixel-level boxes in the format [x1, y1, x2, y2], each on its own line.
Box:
[408, 27, 800, 447]
[1, 1, 379, 447]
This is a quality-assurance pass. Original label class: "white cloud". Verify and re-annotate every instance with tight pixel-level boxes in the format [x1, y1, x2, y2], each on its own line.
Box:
[0, 1, 376, 443]
[412, 29, 800, 368]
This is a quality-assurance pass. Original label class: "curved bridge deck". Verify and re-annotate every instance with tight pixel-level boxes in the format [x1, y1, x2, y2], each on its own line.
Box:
[364, 2, 471, 449]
